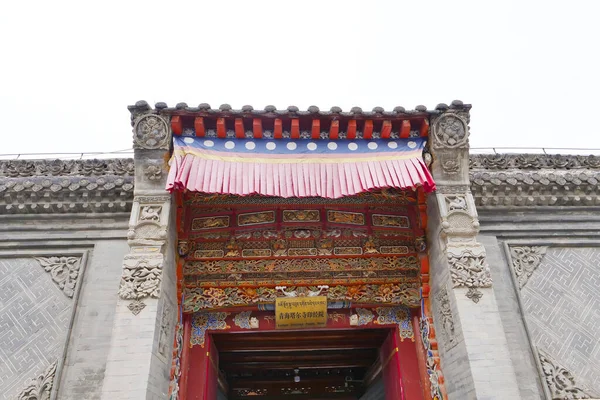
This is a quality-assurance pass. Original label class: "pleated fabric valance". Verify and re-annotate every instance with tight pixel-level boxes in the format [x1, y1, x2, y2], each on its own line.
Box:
[166, 136, 435, 198]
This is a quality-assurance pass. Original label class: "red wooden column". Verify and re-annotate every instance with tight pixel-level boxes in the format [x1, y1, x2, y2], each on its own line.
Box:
[180, 315, 193, 400]
[398, 331, 424, 399]
[381, 328, 404, 400]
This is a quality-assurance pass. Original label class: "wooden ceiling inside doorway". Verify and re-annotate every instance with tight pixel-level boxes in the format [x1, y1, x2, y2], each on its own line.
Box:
[213, 329, 389, 399]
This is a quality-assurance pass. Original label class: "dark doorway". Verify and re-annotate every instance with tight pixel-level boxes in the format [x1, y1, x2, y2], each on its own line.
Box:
[212, 329, 390, 400]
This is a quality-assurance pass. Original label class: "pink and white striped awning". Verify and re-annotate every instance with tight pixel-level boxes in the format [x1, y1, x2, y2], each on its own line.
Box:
[166, 136, 435, 199]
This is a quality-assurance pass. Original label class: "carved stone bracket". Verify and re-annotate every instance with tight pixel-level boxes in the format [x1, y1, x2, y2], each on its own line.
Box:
[510, 246, 548, 288]
[133, 114, 171, 150]
[538, 348, 597, 399]
[34, 256, 81, 298]
[435, 287, 457, 350]
[118, 253, 164, 302]
[447, 245, 492, 302]
[127, 196, 171, 245]
[437, 191, 480, 238]
[17, 360, 57, 400]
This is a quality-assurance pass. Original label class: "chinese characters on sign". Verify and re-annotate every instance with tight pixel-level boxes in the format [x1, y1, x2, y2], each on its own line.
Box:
[275, 296, 328, 329]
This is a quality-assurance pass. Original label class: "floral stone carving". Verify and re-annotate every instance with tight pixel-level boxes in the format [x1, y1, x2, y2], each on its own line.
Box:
[447, 249, 492, 289]
[17, 361, 57, 400]
[118, 254, 163, 300]
[433, 114, 469, 149]
[133, 114, 170, 150]
[510, 246, 548, 288]
[538, 349, 597, 399]
[435, 287, 457, 350]
[34, 257, 81, 298]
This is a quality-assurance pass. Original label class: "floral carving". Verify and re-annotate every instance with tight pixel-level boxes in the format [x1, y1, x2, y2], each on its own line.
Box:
[183, 283, 421, 313]
[470, 154, 600, 170]
[420, 311, 446, 400]
[191, 312, 230, 347]
[350, 308, 375, 326]
[118, 254, 163, 301]
[234, 311, 259, 329]
[133, 114, 170, 150]
[435, 288, 457, 349]
[442, 159, 460, 174]
[127, 300, 146, 315]
[448, 251, 492, 290]
[375, 306, 414, 341]
[538, 349, 597, 399]
[168, 322, 183, 400]
[34, 257, 81, 298]
[143, 163, 163, 181]
[510, 246, 548, 288]
[433, 114, 468, 148]
[0, 159, 135, 177]
[17, 361, 57, 400]
[158, 303, 173, 357]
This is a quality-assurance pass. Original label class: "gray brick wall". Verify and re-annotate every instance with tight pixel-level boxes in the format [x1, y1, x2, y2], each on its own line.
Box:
[0, 215, 129, 400]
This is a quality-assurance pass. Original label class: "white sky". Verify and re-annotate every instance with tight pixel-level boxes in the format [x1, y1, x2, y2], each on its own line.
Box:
[1, 0, 599, 157]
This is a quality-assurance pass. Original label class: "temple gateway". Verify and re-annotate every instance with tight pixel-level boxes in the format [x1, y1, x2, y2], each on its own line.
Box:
[1, 101, 599, 400]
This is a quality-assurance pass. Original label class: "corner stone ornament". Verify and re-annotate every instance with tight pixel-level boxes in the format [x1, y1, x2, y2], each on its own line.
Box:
[133, 114, 170, 150]
[433, 114, 469, 149]
[510, 246, 548, 288]
[17, 361, 57, 400]
[34, 256, 81, 298]
[538, 349, 597, 399]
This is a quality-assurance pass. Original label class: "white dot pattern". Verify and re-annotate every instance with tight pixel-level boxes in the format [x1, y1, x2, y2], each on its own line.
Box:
[245, 142, 256, 150]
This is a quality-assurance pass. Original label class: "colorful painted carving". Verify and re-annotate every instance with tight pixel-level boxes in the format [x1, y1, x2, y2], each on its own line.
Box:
[191, 216, 229, 230]
[350, 308, 375, 326]
[190, 311, 230, 347]
[283, 209, 320, 222]
[375, 306, 414, 341]
[233, 311, 259, 329]
[327, 210, 365, 225]
[183, 283, 420, 312]
[238, 211, 275, 226]
[372, 214, 410, 228]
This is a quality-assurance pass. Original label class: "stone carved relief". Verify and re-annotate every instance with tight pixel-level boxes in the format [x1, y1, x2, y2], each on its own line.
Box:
[447, 247, 492, 303]
[133, 114, 170, 150]
[158, 303, 173, 357]
[118, 254, 164, 302]
[435, 287, 457, 350]
[439, 193, 480, 238]
[34, 257, 81, 298]
[127, 196, 170, 243]
[169, 322, 183, 400]
[538, 349, 597, 399]
[0, 158, 134, 178]
[143, 163, 163, 181]
[510, 246, 548, 288]
[127, 300, 146, 315]
[433, 114, 469, 149]
[441, 159, 460, 174]
[140, 205, 162, 222]
[17, 360, 57, 400]
[470, 169, 600, 207]
[470, 153, 600, 170]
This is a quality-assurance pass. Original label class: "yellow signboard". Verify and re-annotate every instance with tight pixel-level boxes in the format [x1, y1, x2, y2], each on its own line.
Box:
[275, 296, 328, 329]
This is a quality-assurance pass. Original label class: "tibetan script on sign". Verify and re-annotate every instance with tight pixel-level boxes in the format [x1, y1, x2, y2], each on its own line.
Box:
[275, 296, 327, 329]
